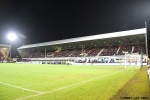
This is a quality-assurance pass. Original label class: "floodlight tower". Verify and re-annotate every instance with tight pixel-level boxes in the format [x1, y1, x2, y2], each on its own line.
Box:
[123, 51, 128, 69]
[7, 32, 17, 60]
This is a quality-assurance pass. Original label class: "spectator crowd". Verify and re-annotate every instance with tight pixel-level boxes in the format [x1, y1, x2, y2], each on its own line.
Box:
[24, 44, 145, 58]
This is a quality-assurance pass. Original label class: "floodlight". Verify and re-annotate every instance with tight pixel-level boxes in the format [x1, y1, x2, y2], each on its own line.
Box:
[7, 32, 17, 41]
[7, 32, 17, 60]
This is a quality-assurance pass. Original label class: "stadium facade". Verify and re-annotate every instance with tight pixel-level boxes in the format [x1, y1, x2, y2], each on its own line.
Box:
[17, 28, 148, 65]
[0, 44, 11, 61]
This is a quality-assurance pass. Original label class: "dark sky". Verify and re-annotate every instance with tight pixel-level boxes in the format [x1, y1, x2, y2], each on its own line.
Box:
[0, 0, 150, 57]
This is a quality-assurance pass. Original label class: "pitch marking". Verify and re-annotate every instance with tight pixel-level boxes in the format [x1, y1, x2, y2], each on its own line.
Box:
[15, 70, 124, 100]
[0, 81, 42, 94]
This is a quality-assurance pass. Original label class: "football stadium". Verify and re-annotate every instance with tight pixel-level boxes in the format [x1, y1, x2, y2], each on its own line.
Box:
[17, 28, 148, 66]
[0, 28, 150, 100]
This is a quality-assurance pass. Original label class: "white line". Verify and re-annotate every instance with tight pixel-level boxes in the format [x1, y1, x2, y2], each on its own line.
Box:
[0, 81, 42, 94]
[15, 70, 124, 100]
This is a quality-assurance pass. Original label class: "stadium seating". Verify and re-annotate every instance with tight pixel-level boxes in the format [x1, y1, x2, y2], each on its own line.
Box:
[0, 52, 4, 61]
[26, 43, 145, 58]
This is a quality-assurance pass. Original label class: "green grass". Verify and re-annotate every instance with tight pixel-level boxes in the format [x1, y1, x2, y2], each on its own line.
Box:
[0, 63, 138, 100]
[111, 67, 150, 100]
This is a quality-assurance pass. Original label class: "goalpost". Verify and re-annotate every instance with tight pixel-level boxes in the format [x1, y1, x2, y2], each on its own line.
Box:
[123, 51, 128, 69]
[123, 52, 147, 69]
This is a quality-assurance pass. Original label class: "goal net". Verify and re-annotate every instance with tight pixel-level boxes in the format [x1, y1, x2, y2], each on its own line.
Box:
[124, 53, 147, 69]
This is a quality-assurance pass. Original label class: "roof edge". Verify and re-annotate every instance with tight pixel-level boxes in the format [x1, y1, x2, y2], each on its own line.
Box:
[0, 44, 11, 47]
[18, 28, 146, 50]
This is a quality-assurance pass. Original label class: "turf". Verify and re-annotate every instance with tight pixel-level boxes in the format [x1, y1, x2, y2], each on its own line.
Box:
[111, 67, 150, 100]
[0, 63, 138, 100]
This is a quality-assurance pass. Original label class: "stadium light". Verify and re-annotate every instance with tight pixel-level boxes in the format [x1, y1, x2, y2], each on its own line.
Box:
[7, 32, 17, 60]
[7, 32, 17, 41]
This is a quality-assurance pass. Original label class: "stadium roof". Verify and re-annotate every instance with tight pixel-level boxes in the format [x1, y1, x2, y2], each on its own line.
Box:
[0, 44, 11, 47]
[18, 28, 146, 50]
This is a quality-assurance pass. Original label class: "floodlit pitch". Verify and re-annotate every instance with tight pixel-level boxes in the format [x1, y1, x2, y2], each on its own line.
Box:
[0, 63, 138, 100]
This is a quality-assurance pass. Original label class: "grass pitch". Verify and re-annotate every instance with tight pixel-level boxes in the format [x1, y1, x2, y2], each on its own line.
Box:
[0, 63, 138, 100]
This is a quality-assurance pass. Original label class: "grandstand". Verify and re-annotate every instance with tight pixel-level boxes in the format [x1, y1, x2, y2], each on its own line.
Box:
[0, 44, 11, 61]
[17, 28, 148, 65]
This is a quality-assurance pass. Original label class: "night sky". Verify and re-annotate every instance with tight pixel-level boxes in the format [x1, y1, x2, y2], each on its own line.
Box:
[0, 0, 150, 57]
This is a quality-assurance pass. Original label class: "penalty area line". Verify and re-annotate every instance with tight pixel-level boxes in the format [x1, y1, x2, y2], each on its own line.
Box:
[15, 70, 124, 100]
[0, 81, 42, 94]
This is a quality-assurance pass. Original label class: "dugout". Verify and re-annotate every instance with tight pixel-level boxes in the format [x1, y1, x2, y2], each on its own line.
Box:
[17, 28, 148, 65]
